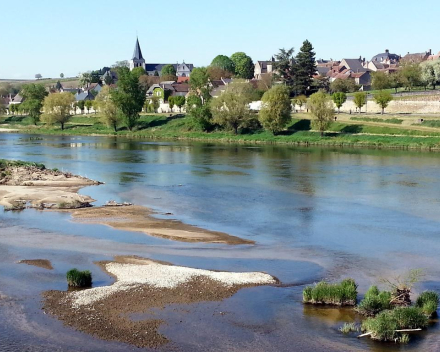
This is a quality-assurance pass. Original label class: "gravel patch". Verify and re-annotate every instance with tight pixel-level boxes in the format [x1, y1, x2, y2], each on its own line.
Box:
[71, 262, 276, 307]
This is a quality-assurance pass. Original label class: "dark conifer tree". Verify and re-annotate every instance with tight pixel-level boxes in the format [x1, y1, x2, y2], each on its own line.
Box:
[293, 40, 317, 96]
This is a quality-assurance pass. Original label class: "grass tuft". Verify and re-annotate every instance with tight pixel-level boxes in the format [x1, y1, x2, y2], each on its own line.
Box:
[303, 278, 358, 306]
[356, 285, 392, 316]
[415, 291, 439, 317]
[339, 322, 359, 334]
[66, 268, 92, 287]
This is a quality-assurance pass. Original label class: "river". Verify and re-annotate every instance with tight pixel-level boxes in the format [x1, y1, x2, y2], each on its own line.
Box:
[1, 133, 440, 351]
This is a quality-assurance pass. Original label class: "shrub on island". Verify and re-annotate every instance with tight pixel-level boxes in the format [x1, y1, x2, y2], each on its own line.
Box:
[361, 307, 428, 342]
[303, 279, 358, 306]
[356, 285, 392, 316]
[415, 291, 439, 317]
[66, 268, 92, 287]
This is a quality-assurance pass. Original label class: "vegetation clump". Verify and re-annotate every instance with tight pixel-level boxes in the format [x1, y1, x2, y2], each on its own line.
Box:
[339, 322, 359, 334]
[66, 268, 92, 287]
[361, 307, 428, 342]
[356, 285, 392, 316]
[415, 291, 439, 317]
[303, 279, 357, 306]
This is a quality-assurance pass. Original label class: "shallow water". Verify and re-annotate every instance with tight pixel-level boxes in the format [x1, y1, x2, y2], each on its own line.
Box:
[1, 133, 440, 351]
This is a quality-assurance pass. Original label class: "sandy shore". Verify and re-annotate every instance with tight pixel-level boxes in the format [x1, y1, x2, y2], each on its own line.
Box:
[43, 256, 277, 348]
[0, 164, 100, 208]
[70, 206, 255, 245]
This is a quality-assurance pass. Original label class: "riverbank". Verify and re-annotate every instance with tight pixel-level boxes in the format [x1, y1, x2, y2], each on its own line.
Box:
[4, 113, 440, 150]
[43, 256, 277, 349]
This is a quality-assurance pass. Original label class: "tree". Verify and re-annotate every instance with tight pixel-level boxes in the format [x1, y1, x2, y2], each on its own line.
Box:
[312, 75, 330, 93]
[257, 73, 273, 91]
[293, 40, 317, 96]
[131, 66, 146, 79]
[189, 67, 211, 102]
[332, 92, 347, 113]
[371, 71, 390, 91]
[211, 55, 235, 73]
[77, 100, 85, 113]
[230, 52, 254, 79]
[139, 74, 157, 91]
[95, 86, 120, 132]
[330, 79, 359, 93]
[400, 61, 421, 91]
[161, 64, 176, 77]
[84, 100, 93, 114]
[274, 47, 295, 87]
[20, 83, 48, 125]
[154, 70, 159, 77]
[206, 66, 233, 80]
[210, 81, 254, 134]
[174, 96, 186, 112]
[292, 95, 307, 112]
[35, 74, 42, 80]
[111, 67, 146, 131]
[258, 85, 292, 134]
[389, 72, 404, 93]
[112, 60, 130, 68]
[104, 73, 114, 86]
[308, 91, 334, 136]
[420, 61, 438, 90]
[55, 81, 62, 91]
[60, 73, 64, 78]
[353, 92, 367, 113]
[42, 92, 75, 130]
[374, 91, 393, 114]
[169, 96, 175, 111]
[79, 72, 92, 88]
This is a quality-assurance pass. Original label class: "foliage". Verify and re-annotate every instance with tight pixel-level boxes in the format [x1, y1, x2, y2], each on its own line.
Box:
[292, 40, 316, 96]
[20, 83, 48, 125]
[131, 66, 146, 79]
[373, 91, 393, 114]
[210, 81, 255, 134]
[332, 92, 347, 112]
[111, 67, 146, 131]
[415, 291, 439, 317]
[79, 72, 92, 88]
[351, 116, 403, 124]
[356, 286, 392, 316]
[258, 85, 292, 134]
[189, 67, 211, 102]
[312, 75, 330, 93]
[211, 55, 235, 73]
[84, 100, 93, 113]
[60, 73, 64, 78]
[353, 92, 367, 113]
[303, 278, 358, 306]
[173, 96, 186, 112]
[361, 307, 428, 341]
[95, 86, 120, 132]
[257, 73, 274, 91]
[308, 91, 334, 136]
[230, 52, 254, 79]
[371, 71, 390, 91]
[292, 95, 307, 111]
[330, 79, 359, 93]
[161, 64, 177, 77]
[388, 72, 404, 93]
[339, 323, 359, 334]
[42, 92, 75, 130]
[400, 61, 422, 91]
[112, 60, 130, 68]
[273, 47, 295, 87]
[35, 74, 42, 80]
[206, 66, 233, 80]
[66, 268, 92, 287]
[420, 61, 440, 90]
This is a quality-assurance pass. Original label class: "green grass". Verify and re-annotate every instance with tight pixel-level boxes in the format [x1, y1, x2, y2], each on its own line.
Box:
[419, 120, 440, 128]
[303, 279, 358, 306]
[356, 286, 392, 317]
[350, 117, 403, 124]
[5, 113, 440, 150]
[0, 159, 45, 170]
[362, 307, 428, 342]
[66, 268, 92, 287]
[415, 291, 439, 317]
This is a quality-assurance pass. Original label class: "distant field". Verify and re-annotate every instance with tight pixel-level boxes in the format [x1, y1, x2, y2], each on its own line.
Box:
[0, 77, 80, 88]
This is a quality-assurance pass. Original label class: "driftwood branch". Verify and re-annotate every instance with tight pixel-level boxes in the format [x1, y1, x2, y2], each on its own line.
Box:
[358, 328, 422, 338]
[357, 332, 372, 338]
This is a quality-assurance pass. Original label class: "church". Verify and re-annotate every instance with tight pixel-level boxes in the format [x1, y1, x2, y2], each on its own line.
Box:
[129, 37, 193, 77]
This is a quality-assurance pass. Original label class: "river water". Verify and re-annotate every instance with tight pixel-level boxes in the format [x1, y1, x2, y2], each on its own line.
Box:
[1, 133, 440, 351]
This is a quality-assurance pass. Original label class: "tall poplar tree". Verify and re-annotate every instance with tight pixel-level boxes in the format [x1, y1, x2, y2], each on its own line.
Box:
[293, 40, 317, 96]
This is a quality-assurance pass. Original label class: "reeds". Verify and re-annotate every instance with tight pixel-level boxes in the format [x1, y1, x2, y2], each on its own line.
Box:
[356, 285, 392, 316]
[66, 268, 92, 288]
[303, 279, 358, 306]
[415, 291, 439, 317]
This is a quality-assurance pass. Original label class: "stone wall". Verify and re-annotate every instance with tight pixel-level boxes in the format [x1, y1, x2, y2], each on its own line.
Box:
[339, 99, 440, 114]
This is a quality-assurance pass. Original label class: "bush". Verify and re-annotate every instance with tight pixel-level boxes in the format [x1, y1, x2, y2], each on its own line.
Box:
[362, 307, 428, 341]
[416, 291, 439, 317]
[303, 279, 358, 306]
[339, 322, 359, 334]
[66, 268, 92, 287]
[356, 285, 392, 316]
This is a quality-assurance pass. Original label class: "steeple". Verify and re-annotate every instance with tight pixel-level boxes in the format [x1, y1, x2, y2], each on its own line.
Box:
[132, 37, 143, 60]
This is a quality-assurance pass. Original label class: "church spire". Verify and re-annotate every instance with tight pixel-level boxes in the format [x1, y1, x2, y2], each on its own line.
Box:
[132, 37, 143, 60]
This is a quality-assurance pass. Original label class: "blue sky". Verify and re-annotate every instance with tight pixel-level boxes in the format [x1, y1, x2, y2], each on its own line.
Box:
[1, 0, 437, 79]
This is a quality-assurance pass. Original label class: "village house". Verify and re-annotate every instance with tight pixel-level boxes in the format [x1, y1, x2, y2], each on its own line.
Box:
[254, 58, 276, 79]
[403, 49, 432, 62]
